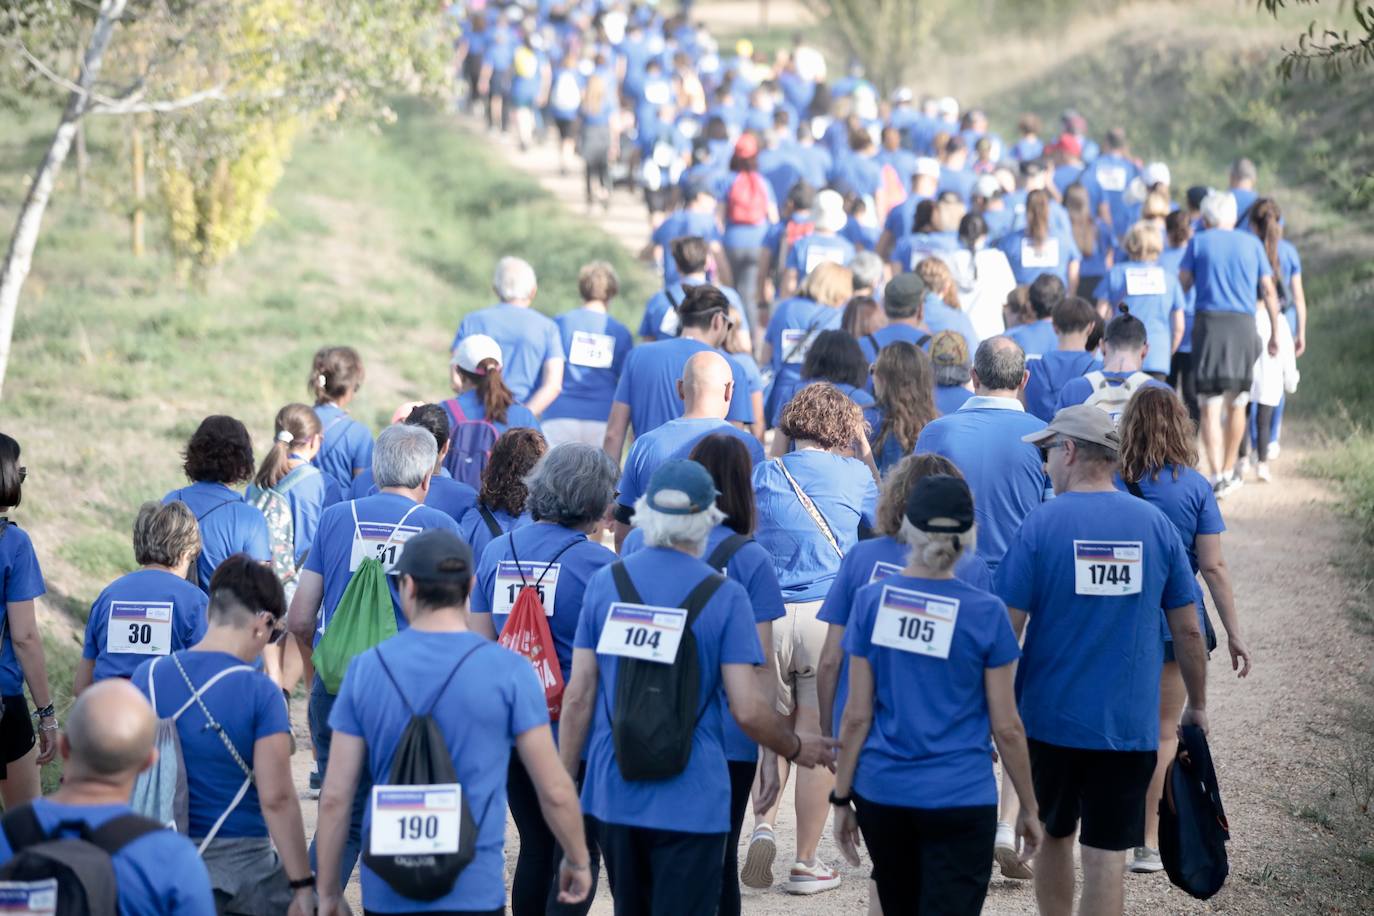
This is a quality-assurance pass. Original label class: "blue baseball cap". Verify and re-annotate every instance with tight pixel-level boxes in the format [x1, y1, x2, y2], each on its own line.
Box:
[645, 460, 718, 515]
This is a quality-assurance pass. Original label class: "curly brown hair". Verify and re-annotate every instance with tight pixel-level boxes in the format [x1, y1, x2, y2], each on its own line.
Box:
[877, 453, 963, 536]
[778, 382, 863, 451]
[479, 427, 547, 516]
[183, 415, 255, 485]
[1118, 386, 1197, 484]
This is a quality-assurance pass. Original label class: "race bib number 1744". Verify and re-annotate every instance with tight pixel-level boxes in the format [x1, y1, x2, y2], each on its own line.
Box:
[1073, 540, 1143, 596]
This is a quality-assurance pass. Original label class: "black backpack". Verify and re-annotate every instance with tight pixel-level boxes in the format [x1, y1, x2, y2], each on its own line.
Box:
[0, 806, 164, 916]
[704, 534, 751, 573]
[1159, 724, 1230, 900]
[362, 642, 488, 902]
[608, 562, 725, 782]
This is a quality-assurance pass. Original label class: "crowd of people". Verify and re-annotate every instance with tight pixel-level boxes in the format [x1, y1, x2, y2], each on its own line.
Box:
[0, 1, 1301, 914]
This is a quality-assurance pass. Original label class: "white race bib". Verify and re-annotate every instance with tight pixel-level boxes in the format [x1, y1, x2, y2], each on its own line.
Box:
[870, 586, 960, 660]
[1021, 238, 1060, 268]
[1073, 540, 1143, 596]
[1125, 266, 1166, 297]
[596, 602, 687, 664]
[369, 785, 461, 856]
[492, 561, 561, 618]
[780, 328, 816, 364]
[568, 331, 615, 369]
[350, 521, 421, 575]
[106, 601, 173, 656]
[804, 244, 845, 275]
[0, 879, 57, 915]
[867, 560, 903, 585]
[1096, 164, 1128, 192]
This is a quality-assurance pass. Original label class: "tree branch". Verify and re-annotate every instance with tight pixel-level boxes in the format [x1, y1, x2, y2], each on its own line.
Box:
[88, 83, 226, 114]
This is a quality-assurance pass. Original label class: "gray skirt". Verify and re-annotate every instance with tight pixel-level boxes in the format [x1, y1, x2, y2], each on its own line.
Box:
[1193, 310, 1260, 396]
[197, 836, 294, 915]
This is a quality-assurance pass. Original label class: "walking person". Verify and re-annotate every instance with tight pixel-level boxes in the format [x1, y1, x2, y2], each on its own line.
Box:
[309, 346, 374, 501]
[544, 262, 635, 450]
[579, 69, 618, 211]
[458, 428, 546, 563]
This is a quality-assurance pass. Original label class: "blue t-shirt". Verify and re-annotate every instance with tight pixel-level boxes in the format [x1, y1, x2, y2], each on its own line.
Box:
[995, 491, 1197, 750]
[922, 295, 980, 357]
[817, 536, 992, 735]
[1094, 262, 1186, 374]
[613, 337, 754, 435]
[652, 210, 722, 286]
[639, 282, 747, 341]
[162, 482, 270, 591]
[881, 194, 931, 243]
[246, 463, 327, 568]
[458, 504, 534, 566]
[544, 308, 634, 423]
[618, 417, 765, 512]
[935, 384, 974, 415]
[452, 303, 566, 403]
[997, 228, 1082, 286]
[1082, 154, 1140, 236]
[844, 574, 1019, 808]
[471, 521, 616, 687]
[0, 800, 214, 916]
[785, 234, 856, 277]
[1179, 228, 1273, 315]
[915, 400, 1048, 569]
[0, 523, 44, 695]
[1159, 244, 1197, 352]
[133, 651, 290, 838]
[575, 549, 763, 832]
[1055, 370, 1172, 411]
[350, 469, 478, 526]
[752, 451, 878, 601]
[622, 525, 785, 762]
[313, 404, 374, 499]
[763, 297, 845, 417]
[1024, 350, 1103, 422]
[891, 231, 960, 274]
[301, 494, 462, 648]
[857, 323, 930, 364]
[330, 630, 547, 912]
[83, 570, 208, 682]
[449, 389, 541, 435]
[1005, 318, 1058, 359]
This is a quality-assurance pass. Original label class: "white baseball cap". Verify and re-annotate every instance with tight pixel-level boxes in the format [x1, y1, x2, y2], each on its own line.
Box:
[937, 96, 959, 118]
[451, 334, 504, 375]
[1143, 161, 1171, 187]
[815, 189, 848, 233]
[915, 156, 941, 178]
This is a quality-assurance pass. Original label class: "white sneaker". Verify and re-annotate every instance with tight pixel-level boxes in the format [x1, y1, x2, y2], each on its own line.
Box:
[1267, 441, 1281, 460]
[740, 825, 776, 889]
[785, 859, 841, 895]
[1256, 462, 1272, 482]
[1130, 846, 1164, 873]
[1235, 456, 1250, 479]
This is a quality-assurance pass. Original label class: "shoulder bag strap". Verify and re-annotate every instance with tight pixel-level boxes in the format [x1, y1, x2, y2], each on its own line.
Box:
[610, 561, 644, 605]
[1124, 478, 1146, 500]
[0, 806, 48, 853]
[478, 504, 502, 539]
[705, 534, 751, 573]
[777, 458, 844, 559]
[87, 814, 165, 855]
[865, 333, 878, 357]
[916, 333, 931, 348]
[781, 316, 824, 366]
[195, 499, 237, 524]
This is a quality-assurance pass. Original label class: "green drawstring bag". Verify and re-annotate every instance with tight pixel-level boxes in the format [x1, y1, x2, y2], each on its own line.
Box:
[312, 555, 397, 694]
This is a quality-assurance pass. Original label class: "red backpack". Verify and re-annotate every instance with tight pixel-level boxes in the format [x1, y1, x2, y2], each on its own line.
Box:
[727, 171, 769, 225]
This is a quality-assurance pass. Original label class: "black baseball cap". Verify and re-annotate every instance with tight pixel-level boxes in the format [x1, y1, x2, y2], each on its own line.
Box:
[905, 475, 975, 534]
[394, 529, 473, 581]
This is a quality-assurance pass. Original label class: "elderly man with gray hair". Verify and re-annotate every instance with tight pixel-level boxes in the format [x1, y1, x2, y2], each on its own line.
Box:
[915, 336, 1050, 571]
[287, 423, 463, 888]
[450, 256, 566, 414]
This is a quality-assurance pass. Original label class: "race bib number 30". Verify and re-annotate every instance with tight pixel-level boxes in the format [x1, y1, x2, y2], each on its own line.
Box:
[350, 522, 421, 574]
[370, 785, 461, 856]
[0, 879, 57, 915]
[568, 331, 615, 368]
[871, 586, 960, 660]
[107, 601, 173, 656]
[1074, 540, 1143, 596]
[1125, 266, 1166, 297]
[596, 603, 686, 664]
[1021, 238, 1060, 268]
[492, 561, 561, 617]
[780, 328, 815, 364]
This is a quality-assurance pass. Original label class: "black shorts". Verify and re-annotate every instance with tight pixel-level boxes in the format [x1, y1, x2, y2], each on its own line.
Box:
[0, 694, 36, 779]
[1029, 738, 1156, 851]
[554, 116, 577, 141]
[1193, 310, 1261, 396]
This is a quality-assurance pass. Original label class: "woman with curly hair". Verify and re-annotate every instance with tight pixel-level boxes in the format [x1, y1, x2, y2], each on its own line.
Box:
[870, 342, 939, 474]
[458, 427, 546, 562]
[1117, 385, 1251, 874]
[163, 415, 270, 590]
[743, 382, 877, 898]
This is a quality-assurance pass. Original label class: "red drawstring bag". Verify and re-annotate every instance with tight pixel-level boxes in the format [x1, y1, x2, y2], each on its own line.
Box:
[499, 586, 565, 720]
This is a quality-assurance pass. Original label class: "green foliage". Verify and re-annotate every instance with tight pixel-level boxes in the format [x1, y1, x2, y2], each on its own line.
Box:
[1260, 1, 1374, 80]
[796, 0, 948, 92]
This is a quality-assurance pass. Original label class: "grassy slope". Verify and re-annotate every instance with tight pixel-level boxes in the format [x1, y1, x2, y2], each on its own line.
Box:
[0, 96, 654, 782]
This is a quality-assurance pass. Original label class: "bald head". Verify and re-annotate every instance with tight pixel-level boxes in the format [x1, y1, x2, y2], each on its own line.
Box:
[65, 679, 156, 779]
[972, 335, 1028, 395]
[678, 350, 735, 419]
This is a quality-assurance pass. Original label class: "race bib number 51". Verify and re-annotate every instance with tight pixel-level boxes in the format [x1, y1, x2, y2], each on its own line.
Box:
[107, 601, 173, 656]
[596, 603, 686, 664]
[1074, 540, 1143, 596]
[370, 785, 461, 856]
[870, 586, 960, 660]
[350, 522, 421, 575]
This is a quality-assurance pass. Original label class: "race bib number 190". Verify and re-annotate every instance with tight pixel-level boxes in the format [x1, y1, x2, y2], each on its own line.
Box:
[350, 522, 421, 575]
[369, 785, 461, 856]
[870, 586, 960, 660]
[107, 601, 173, 656]
[596, 603, 687, 664]
[1073, 540, 1143, 596]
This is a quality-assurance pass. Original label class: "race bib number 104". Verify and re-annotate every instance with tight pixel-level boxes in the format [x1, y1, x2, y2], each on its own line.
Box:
[596, 603, 687, 664]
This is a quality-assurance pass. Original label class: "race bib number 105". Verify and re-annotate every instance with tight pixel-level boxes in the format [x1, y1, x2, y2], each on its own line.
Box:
[369, 785, 461, 856]
[596, 603, 687, 664]
[1073, 540, 1143, 596]
[870, 586, 960, 660]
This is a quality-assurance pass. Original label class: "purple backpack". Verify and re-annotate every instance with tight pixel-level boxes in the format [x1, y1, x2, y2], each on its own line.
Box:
[441, 398, 500, 490]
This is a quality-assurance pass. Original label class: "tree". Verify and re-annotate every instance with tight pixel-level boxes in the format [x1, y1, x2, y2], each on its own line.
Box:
[795, 0, 949, 94]
[0, 0, 451, 397]
[1260, 0, 1374, 80]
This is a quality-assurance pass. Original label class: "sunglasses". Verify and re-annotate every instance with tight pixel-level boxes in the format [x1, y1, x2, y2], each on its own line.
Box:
[1039, 441, 1067, 463]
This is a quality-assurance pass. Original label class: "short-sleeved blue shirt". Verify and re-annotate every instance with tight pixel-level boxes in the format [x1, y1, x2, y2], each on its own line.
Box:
[845, 574, 1020, 807]
[617, 417, 765, 512]
[83, 569, 207, 682]
[0, 522, 44, 695]
[458, 504, 534, 566]
[330, 630, 547, 912]
[350, 469, 478, 526]
[450, 389, 541, 435]
[995, 491, 1197, 750]
[545, 308, 634, 422]
[313, 404, 374, 498]
[613, 337, 755, 435]
[639, 282, 747, 341]
[923, 295, 980, 357]
[162, 482, 270, 591]
[997, 228, 1082, 287]
[785, 234, 856, 276]
[452, 302, 566, 403]
[1094, 261, 1186, 374]
[652, 210, 722, 286]
[1004, 318, 1058, 359]
[935, 384, 974, 415]
[1180, 228, 1273, 315]
[575, 549, 764, 833]
[856, 323, 931, 364]
[1024, 350, 1103, 422]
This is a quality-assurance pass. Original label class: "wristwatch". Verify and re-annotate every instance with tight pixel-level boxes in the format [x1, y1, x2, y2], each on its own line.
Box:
[828, 790, 853, 808]
[287, 875, 315, 890]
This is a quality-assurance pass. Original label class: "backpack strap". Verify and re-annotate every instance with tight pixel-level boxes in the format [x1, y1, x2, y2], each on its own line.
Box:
[442, 397, 468, 427]
[664, 285, 682, 310]
[1085, 370, 1107, 390]
[610, 561, 644, 606]
[916, 333, 932, 348]
[680, 574, 727, 629]
[864, 334, 879, 358]
[478, 504, 502, 539]
[0, 805, 49, 853]
[510, 531, 583, 589]
[1125, 371, 1154, 391]
[86, 813, 165, 855]
[1123, 478, 1146, 500]
[273, 463, 321, 497]
[705, 534, 751, 573]
[777, 457, 844, 559]
[375, 639, 488, 719]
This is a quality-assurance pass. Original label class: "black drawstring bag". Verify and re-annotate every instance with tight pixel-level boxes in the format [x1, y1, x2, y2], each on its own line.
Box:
[1159, 724, 1230, 899]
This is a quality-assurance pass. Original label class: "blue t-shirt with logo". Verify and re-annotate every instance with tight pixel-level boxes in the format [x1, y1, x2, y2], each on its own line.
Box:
[1024, 350, 1103, 422]
[331, 630, 547, 912]
[350, 469, 478, 526]
[1081, 154, 1140, 236]
[1094, 261, 1186, 374]
[613, 337, 755, 435]
[997, 227, 1083, 286]
[162, 482, 270, 591]
[1180, 228, 1273, 315]
[995, 491, 1197, 750]
[133, 651, 289, 838]
[617, 417, 765, 512]
[639, 282, 748, 341]
[844, 574, 1020, 807]
[652, 210, 722, 286]
[458, 504, 533, 567]
[312, 404, 374, 500]
[891, 231, 960, 274]
[0, 522, 44, 695]
[452, 303, 566, 404]
[915, 400, 1049, 569]
[785, 234, 856, 277]
[84, 569, 208, 682]
[1005, 318, 1058, 359]
[575, 548, 763, 832]
[545, 308, 634, 423]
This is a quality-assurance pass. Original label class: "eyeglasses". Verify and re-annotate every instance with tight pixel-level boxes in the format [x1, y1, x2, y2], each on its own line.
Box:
[261, 610, 286, 638]
[1039, 441, 1067, 463]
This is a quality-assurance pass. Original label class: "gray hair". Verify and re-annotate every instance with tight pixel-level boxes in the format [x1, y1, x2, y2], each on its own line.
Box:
[374, 424, 438, 489]
[897, 518, 975, 573]
[973, 336, 1025, 391]
[492, 256, 538, 302]
[524, 444, 619, 528]
[1200, 191, 1237, 229]
[132, 500, 201, 568]
[1230, 157, 1256, 184]
[632, 495, 725, 555]
[849, 250, 884, 291]
[1065, 436, 1119, 467]
[935, 363, 971, 387]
